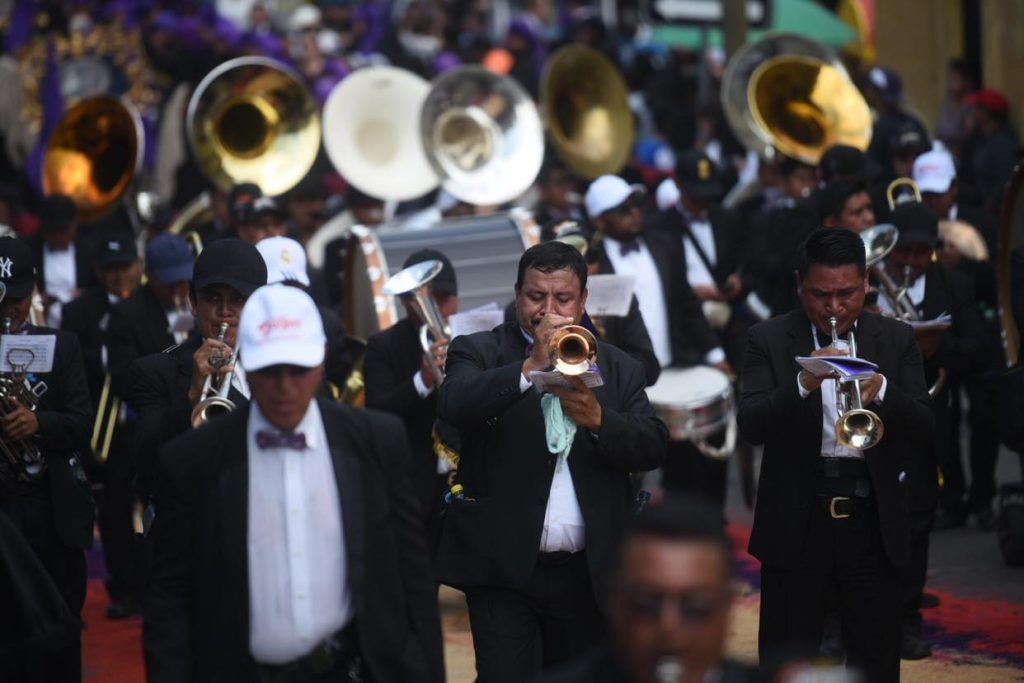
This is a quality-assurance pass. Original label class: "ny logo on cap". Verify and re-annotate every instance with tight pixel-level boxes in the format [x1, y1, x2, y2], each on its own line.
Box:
[698, 159, 712, 181]
[0, 257, 12, 279]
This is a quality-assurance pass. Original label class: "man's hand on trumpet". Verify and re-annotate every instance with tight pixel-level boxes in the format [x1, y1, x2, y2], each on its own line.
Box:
[523, 314, 573, 377]
[797, 343, 848, 393]
[421, 337, 449, 388]
[188, 335, 235, 406]
[549, 375, 603, 432]
[2, 400, 39, 441]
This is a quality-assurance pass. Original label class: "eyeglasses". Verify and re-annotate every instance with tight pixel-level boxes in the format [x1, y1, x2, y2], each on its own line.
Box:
[606, 199, 641, 217]
[619, 589, 728, 624]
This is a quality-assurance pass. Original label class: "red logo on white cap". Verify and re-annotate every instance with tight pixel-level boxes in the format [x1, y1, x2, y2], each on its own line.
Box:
[258, 316, 302, 338]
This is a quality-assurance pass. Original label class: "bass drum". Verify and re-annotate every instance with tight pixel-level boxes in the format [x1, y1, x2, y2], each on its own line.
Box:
[344, 209, 540, 339]
[645, 366, 736, 460]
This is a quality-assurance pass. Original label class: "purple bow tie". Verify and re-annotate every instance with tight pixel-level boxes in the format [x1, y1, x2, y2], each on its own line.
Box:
[256, 430, 307, 450]
[619, 239, 641, 256]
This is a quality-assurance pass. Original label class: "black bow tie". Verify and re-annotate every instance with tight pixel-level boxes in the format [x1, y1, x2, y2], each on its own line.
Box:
[256, 430, 307, 450]
[619, 239, 641, 256]
[816, 322, 857, 349]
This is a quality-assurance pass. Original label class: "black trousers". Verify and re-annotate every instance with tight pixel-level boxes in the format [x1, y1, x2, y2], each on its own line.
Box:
[759, 501, 902, 683]
[0, 485, 85, 682]
[945, 376, 1001, 512]
[94, 428, 139, 604]
[465, 551, 604, 683]
[663, 440, 728, 509]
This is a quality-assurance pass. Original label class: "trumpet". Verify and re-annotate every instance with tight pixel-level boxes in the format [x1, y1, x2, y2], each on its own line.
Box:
[829, 317, 884, 449]
[548, 325, 598, 376]
[190, 322, 238, 428]
[0, 315, 48, 492]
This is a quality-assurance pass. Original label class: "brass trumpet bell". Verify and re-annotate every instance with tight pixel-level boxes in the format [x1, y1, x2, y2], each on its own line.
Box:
[860, 223, 898, 268]
[836, 408, 884, 450]
[540, 45, 634, 180]
[421, 66, 545, 205]
[42, 96, 143, 222]
[721, 33, 871, 165]
[187, 57, 320, 196]
[548, 325, 597, 376]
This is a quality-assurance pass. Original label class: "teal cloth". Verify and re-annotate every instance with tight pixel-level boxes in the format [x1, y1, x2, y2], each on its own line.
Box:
[541, 393, 577, 458]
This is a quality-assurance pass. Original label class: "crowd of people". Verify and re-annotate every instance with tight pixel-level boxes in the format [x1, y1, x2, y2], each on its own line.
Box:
[1, 1, 1022, 682]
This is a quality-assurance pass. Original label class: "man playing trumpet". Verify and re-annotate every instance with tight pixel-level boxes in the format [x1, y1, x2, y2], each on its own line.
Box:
[738, 228, 932, 683]
[435, 241, 668, 682]
[130, 238, 267, 493]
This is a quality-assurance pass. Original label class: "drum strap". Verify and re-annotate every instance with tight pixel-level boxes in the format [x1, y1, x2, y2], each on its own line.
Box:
[679, 215, 724, 291]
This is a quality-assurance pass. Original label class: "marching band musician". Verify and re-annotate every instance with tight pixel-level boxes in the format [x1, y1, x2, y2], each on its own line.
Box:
[435, 241, 668, 682]
[60, 235, 144, 619]
[364, 249, 458, 543]
[144, 285, 445, 683]
[129, 238, 267, 493]
[738, 228, 932, 682]
[0, 238, 94, 681]
[584, 174, 732, 506]
[883, 202, 987, 658]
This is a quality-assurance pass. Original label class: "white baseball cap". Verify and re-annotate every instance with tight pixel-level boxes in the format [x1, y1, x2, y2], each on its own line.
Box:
[584, 175, 645, 218]
[913, 149, 956, 194]
[239, 285, 326, 372]
[655, 177, 681, 210]
[256, 236, 311, 287]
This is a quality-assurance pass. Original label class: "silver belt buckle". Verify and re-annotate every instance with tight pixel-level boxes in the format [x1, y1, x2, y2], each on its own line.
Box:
[830, 496, 851, 519]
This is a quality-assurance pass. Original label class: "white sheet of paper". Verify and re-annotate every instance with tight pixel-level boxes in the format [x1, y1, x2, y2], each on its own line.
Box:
[585, 274, 635, 317]
[0, 334, 56, 373]
[905, 313, 952, 332]
[529, 365, 605, 393]
[170, 312, 195, 333]
[448, 303, 504, 339]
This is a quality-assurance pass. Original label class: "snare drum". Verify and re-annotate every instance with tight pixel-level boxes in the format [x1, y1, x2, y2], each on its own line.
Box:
[646, 366, 734, 442]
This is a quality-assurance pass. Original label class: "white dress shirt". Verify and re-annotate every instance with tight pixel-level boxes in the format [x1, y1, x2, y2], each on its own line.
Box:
[519, 329, 586, 553]
[797, 322, 887, 459]
[42, 243, 76, 328]
[247, 401, 352, 664]
[681, 216, 717, 290]
[604, 235, 726, 367]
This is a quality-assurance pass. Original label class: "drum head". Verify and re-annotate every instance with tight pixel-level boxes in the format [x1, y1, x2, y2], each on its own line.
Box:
[646, 366, 734, 441]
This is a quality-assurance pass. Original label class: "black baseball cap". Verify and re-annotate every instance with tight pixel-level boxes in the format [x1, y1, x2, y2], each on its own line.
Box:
[95, 235, 139, 268]
[192, 237, 268, 297]
[675, 149, 723, 201]
[890, 203, 938, 247]
[40, 194, 77, 232]
[403, 249, 457, 296]
[820, 144, 869, 183]
[0, 237, 37, 299]
[229, 183, 263, 224]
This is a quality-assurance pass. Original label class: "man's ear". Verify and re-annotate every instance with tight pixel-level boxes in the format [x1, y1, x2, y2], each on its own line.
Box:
[794, 270, 803, 297]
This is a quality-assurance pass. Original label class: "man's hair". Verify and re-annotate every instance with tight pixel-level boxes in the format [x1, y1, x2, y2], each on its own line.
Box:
[607, 494, 733, 585]
[819, 179, 868, 222]
[515, 241, 588, 291]
[796, 227, 866, 277]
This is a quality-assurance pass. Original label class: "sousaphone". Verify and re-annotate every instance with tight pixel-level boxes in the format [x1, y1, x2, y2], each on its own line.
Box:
[42, 96, 144, 222]
[720, 33, 872, 165]
[540, 45, 634, 179]
[186, 56, 320, 196]
[420, 66, 545, 206]
[322, 66, 441, 202]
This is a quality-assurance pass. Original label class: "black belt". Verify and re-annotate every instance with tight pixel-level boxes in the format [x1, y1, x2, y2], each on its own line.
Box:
[814, 494, 876, 520]
[537, 550, 584, 567]
[256, 623, 362, 683]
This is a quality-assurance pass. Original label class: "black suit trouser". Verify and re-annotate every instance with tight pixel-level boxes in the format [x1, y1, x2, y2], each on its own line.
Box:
[94, 427, 139, 604]
[465, 551, 604, 683]
[662, 439, 728, 509]
[759, 502, 901, 683]
[0, 485, 85, 682]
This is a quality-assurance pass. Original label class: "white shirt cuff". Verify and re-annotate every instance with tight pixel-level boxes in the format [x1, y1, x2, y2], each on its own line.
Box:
[704, 347, 726, 365]
[876, 375, 887, 404]
[413, 370, 435, 398]
[797, 373, 811, 399]
[520, 371, 533, 393]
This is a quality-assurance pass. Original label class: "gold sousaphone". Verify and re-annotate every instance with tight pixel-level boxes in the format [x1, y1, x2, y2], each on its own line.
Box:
[720, 33, 872, 165]
[42, 96, 144, 222]
[540, 45, 634, 179]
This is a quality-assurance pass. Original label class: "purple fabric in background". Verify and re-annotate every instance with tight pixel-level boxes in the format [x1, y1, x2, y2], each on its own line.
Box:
[6, 0, 40, 55]
[25, 40, 64, 193]
[354, 0, 388, 55]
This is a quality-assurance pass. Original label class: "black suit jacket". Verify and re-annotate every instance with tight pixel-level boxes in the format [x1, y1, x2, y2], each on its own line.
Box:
[738, 310, 933, 568]
[22, 326, 95, 549]
[918, 264, 987, 383]
[364, 317, 438, 518]
[434, 322, 668, 590]
[652, 205, 749, 291]
[60, 286, 115, 402]
[142, 399, 444, 683]
[129, 335, 250, 490]
[597, 225, 719, 367]
[106, 285, 177, 403]
[24, 233, 98, 294]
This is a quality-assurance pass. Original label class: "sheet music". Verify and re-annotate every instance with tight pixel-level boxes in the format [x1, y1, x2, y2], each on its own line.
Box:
[447, 303, 504, 338]
[795, 355, 878, 381]
[0, 335, 56, 373]
[905, 313, 952, 333]
[529, 365, 605, 393]
[585, 274, 635, 317]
